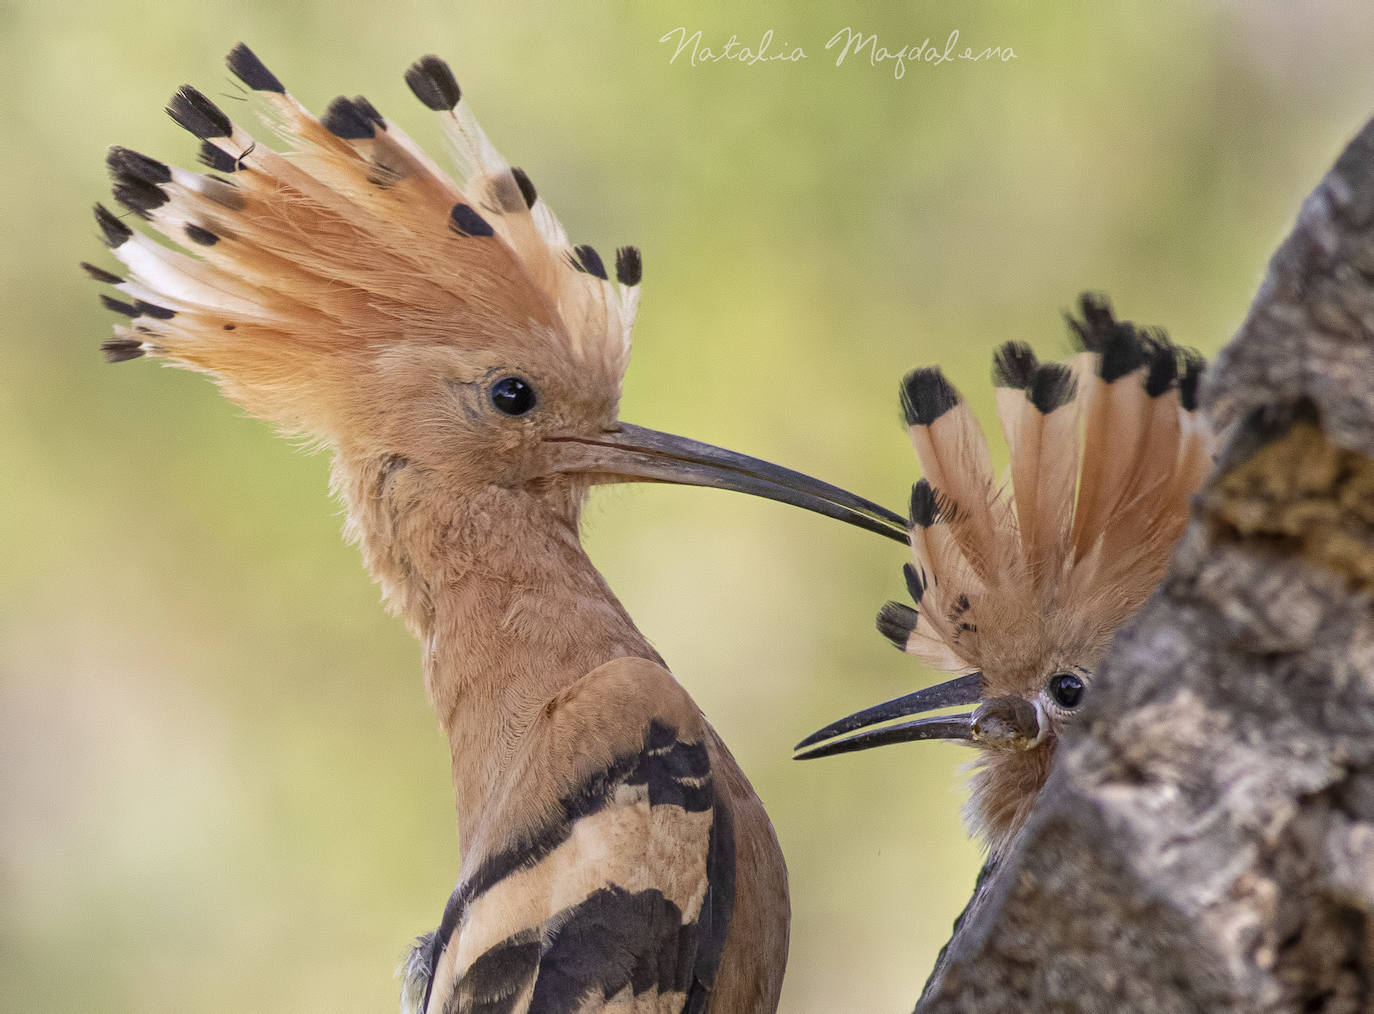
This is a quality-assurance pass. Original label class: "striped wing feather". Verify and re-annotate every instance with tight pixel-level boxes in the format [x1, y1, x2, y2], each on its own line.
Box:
[408, 658, 736, 1014]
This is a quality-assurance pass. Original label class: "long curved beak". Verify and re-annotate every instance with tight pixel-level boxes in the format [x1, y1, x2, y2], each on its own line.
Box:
[793, 672, 984, 759]
[547, 423, 908, 543]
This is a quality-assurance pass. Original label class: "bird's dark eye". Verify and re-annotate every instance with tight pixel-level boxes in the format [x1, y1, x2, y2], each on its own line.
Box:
[1047, 672, 1085, 709]
[490, 376, 536, 416]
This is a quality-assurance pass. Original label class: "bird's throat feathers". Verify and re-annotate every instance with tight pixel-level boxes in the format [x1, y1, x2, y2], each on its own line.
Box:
[966, 742, 1054, 855]
[332, 451, 658, 817]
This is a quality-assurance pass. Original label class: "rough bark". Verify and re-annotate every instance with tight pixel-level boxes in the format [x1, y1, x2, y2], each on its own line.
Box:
[917, 116, 1374, 1013]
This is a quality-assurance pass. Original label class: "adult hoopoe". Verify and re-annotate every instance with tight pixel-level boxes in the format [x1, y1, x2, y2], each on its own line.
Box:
[796, 296, 1213, 856]
[84, 46, 909, 1013]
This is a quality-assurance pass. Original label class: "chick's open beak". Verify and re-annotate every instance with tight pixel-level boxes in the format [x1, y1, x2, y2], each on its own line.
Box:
[793, 672, 985, 760]
[547, 423, 908, 543]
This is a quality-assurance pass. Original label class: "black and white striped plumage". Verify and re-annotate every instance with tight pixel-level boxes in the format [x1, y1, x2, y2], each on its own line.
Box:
[406, 703, 734, 1013]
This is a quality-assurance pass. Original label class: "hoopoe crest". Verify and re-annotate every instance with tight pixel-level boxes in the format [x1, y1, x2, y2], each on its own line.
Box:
[85, 44, 921, 1014]
[797, 296, 1213, 856]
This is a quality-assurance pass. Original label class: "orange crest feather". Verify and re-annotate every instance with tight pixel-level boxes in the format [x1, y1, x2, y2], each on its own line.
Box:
[87, 45, 641, 439]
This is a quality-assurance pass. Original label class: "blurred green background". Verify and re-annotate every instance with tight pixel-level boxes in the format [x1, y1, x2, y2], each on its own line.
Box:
[4, 2, 1373, 1011]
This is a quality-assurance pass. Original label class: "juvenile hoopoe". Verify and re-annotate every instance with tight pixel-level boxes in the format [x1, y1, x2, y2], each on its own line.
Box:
[84, 46, 910, 1013]
[796, 296, 1213, 856]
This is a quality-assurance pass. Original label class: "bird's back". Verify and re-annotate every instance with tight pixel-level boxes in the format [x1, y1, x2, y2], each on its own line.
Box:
[702, 726, 790, 1013]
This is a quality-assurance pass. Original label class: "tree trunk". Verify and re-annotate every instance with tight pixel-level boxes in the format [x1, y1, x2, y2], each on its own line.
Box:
[917, 115, 1374, 1014]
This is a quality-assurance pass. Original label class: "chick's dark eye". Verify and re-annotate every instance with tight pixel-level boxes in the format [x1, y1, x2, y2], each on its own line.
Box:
[1048, 672, 1085, 709]
[490, 376, 536, 416]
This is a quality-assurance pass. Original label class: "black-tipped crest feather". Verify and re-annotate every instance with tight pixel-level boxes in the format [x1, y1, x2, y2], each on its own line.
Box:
[615, 246, 642, 286]
[511, 167, 537, 209]
[166, 85, 232, 139]
[1097, 329, 1150, 383]
[135, 300, 175, 320]
[1066, 292, 1118, 352]
[351, 96, 385, 130]
[226, 43, 285, 93]
[197, 140, 240, 173]
[902, 563, 926, 605]
[107, 147, 171, 186]
[1144, 342, 1179, 397]
[185, 224, 219, 246]
[405, 55, 461, 110]
[80, 261, 124, 285]
[901, 368, 960, 427]
[108, 148, 172, 218]
[94, 204, 132, 248]
[101, 339, 145, 363]
[876, 602, 919, 649]
[322, 97, 377, 139]
[1028, 363, 1076, 414]
[100, 294, 138, 318]
[1179, 351, 1205, 411]
[909, 480, 938, 528]
[575, 244, 607, 280]
[992, 342, 1038, 390]
[449, 203, 494, 238]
